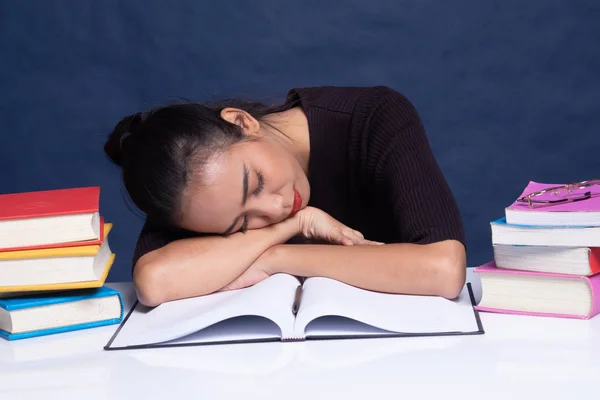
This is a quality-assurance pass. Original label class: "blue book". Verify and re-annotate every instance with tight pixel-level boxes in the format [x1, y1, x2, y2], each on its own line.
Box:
[490, 217, 600, 247]
[0, 286, 123, 341]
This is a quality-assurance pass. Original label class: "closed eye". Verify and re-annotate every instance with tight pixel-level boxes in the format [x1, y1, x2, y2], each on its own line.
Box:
[253, 171, 264, 196]
[236, 171, 263, 234]
[240, 216, 248, 233]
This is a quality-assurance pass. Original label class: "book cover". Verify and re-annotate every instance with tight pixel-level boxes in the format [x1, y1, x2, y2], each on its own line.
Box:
[0, 286, 121, 311]
[0, 186, 100, 221]
[505, 181, 600, 226]
[506, 181, 600, 213]
[491, 217, 592, 229]
[490, 217, 600, 247]
[474, 261, 600, 319]
[0, 286, 124, 341]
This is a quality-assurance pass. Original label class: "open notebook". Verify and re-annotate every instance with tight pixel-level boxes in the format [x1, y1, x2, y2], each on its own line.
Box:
[104, 274, 483, 350]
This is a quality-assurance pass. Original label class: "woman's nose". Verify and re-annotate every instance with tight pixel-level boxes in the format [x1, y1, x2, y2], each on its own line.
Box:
[249, 193, 285, 222]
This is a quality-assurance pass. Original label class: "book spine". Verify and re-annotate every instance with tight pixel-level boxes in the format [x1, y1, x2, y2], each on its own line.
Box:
[590, 248, 600, 275]
[281, 336, 305, 341]
[586, 275, 600, 318]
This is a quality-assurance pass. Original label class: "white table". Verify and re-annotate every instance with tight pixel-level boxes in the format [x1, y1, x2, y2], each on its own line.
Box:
[1, 268, 599, 400]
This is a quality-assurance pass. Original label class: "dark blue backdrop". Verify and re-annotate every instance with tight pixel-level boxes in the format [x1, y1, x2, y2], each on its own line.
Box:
[1, 1, 599, 282]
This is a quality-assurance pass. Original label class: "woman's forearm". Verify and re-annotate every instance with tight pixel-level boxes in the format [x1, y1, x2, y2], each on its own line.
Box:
[265, 240, 466, 299]
[133, 218, 299, 306]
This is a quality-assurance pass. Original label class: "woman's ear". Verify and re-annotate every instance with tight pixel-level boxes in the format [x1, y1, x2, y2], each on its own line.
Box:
[220, 108, 261, 136]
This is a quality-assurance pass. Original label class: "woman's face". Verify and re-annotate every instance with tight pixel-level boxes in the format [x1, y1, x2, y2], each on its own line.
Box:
[179, 136, 310, 234]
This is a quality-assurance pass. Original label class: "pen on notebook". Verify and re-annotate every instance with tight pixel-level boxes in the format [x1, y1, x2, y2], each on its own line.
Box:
[292, 285, 303, 316]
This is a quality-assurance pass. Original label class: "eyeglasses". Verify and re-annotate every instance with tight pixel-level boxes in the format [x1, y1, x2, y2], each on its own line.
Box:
[517, 179, 600, 207]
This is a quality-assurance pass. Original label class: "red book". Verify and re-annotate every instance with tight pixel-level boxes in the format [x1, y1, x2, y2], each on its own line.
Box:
[0, 187, 101, 250]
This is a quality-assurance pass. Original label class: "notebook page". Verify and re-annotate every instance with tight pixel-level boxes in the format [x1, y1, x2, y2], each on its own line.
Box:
[293, 277, 479, 337]
[109, 273, 300, 348]
[165, 316, 281, 345]
[304, 316, 396, 337]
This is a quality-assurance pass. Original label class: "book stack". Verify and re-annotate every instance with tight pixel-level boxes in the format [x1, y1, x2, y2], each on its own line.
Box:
[0, 186, 124, 340]
[474, 181, 600, 320]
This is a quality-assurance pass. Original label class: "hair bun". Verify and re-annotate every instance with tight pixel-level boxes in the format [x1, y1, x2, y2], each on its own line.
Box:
[104, 112, 143, 167]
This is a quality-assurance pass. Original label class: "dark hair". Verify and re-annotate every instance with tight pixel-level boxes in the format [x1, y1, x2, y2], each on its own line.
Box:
[104, 100, 280, 227]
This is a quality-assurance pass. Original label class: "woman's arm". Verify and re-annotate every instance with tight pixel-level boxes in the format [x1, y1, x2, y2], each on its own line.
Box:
[263, 240, 466, 299]
[133, 207, 375, 307]
[133, 217, 298, 307]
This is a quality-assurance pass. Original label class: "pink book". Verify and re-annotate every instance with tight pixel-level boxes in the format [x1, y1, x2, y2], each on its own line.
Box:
[474, 261, 600, 320]
[505, 181, 600, 226]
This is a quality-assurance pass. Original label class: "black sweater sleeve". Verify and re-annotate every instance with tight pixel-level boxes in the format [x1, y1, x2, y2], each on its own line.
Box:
[371, 88, 466, 247]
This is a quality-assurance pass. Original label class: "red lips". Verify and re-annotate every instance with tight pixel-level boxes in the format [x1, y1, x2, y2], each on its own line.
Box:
[291, 188, 302, 216]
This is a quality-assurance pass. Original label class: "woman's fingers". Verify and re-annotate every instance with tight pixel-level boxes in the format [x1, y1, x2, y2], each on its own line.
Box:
[342, 229, 385, 246]
[340, 228, 382, 245]
[328, 225, 385, 246]
[352, 230, 364, 239]
[342, 237, 355, 246]
[363, 239, 385, 245]
[298, 207, 384, 246]
[330, 228, 355, 246]
[341, 228, 361, 244]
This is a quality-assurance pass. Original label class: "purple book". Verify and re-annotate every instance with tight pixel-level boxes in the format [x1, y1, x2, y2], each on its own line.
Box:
[505, 181, 600, 226]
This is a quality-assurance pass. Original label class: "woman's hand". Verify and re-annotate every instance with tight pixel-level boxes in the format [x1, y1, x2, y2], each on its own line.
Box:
[293, 206, 383, 246]
[218, 207, 382, 292]
[218, 248, 276, 291]
[218, 261, 271, 291]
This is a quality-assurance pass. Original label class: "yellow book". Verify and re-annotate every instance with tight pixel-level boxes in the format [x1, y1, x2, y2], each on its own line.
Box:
[0, 223, 116, 294]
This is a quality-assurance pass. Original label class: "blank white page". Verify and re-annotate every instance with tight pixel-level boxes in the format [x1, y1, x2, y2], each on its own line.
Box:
[166, 316, 281, 345]
[108, 273, 300, 348]
[294, 277, 480, 337]
[305, 316, 396, 337]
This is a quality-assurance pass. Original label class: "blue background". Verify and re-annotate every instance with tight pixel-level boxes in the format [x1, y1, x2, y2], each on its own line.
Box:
[1, 1, 599, 282]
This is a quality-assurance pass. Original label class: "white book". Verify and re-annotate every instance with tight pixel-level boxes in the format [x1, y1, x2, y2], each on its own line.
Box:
[104, 274, 483, 350]
[493, 244, 600, 276]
